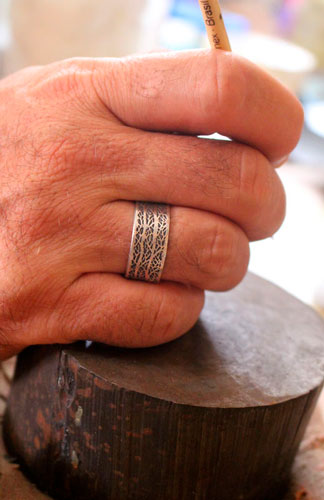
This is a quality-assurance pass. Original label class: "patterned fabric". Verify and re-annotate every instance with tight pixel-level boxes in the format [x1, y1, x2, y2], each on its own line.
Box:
[126, 202, 170, 283]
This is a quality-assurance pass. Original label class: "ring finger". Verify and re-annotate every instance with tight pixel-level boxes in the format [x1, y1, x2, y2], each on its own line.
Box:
[77, 201, 250, 291]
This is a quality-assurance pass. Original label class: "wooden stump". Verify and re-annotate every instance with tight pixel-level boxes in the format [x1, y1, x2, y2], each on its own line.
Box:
[3, 273, 324, 500]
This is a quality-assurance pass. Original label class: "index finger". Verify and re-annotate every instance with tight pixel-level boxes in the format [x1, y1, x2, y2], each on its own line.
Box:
[93, 50, 304, 163]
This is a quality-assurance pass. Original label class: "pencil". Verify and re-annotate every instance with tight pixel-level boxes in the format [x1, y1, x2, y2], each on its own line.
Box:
[198, 0, 231, 51]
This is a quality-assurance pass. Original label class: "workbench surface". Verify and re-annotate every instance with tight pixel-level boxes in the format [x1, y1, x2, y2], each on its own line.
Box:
[1, 359, 324, 500]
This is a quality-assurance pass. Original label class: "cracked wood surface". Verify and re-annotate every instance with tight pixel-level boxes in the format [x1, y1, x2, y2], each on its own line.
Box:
[1, 363, 324, 500]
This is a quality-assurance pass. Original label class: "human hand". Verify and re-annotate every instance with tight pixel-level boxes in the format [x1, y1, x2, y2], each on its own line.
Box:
[0, 50, 303, 359]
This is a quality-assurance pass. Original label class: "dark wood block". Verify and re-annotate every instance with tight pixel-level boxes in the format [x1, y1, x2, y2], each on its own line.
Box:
[3, 273, 324, 500]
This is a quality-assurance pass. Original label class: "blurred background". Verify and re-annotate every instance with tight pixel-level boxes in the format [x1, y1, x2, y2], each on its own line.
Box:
[0, 0, 323, 311]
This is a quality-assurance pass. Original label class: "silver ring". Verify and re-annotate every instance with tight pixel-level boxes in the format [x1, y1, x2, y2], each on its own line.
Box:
[125, 201, 171, 283]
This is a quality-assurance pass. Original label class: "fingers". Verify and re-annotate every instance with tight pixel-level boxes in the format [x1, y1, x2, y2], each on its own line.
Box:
[78, 126, 286, 241]
[93, 50, 304, 162]
[75, 202, 250, 292]
[116, 134, 286, 241]
[49, 274, 205, 348]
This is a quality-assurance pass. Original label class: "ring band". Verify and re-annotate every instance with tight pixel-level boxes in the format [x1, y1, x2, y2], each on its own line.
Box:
[125, 201, 171, 283]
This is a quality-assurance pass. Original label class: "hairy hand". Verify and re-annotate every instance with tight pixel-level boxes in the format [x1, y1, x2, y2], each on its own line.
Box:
[0, 50, 303, 359]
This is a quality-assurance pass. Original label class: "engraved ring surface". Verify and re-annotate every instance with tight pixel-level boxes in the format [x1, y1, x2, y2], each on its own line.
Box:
[125, 202, 171, 283]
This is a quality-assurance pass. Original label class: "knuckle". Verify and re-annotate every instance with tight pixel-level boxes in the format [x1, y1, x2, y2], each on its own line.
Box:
[128, 300, 148, 338]
[146, 292, 177, 342]
[218, 236, 250, 291]
[4, 178, 85, 258]
[35, 58, 95, 101]
[267, 175, 287, 237]
[198, 220, 250, 290]
[5, 193, 56, 251]
[150, 294, 176, 341]
[14, 120, 90, 188]
[239, 148, 286, 239]
[239, 148, 269, 204]
[200, 53, 245, 133]
[200, 225, 237, 280]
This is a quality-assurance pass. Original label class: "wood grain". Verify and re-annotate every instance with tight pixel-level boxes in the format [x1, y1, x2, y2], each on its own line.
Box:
[3, 273, 324, 500]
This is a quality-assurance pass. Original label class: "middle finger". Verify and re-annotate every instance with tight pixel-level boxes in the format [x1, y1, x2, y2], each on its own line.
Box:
[81, 125, 286, 241]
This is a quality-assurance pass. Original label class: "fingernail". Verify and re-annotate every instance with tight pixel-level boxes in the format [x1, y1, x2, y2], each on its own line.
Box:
[272, 155, 289, 168]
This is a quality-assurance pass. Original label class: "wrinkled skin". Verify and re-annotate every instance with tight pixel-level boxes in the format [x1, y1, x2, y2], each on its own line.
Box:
[0, 50, 303, 360]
